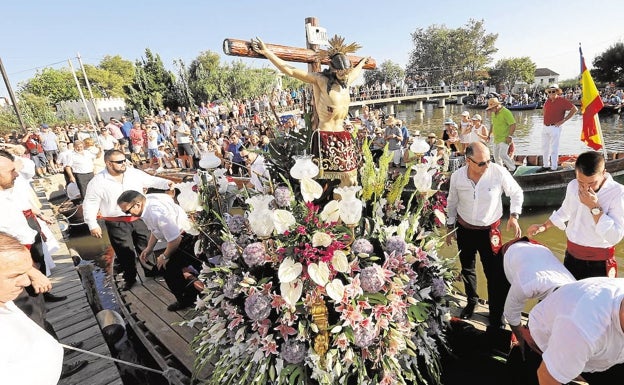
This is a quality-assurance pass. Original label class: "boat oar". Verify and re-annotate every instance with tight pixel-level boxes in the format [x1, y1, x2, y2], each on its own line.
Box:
[61, 343, 189, 384]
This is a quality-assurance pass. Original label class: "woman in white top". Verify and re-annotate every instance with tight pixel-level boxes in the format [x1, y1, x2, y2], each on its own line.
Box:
[467, 114, 489, 144]
[459, 111, 472, 153]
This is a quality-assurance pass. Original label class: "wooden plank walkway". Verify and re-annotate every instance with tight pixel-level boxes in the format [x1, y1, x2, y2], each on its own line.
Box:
[34, 178, 123, 385]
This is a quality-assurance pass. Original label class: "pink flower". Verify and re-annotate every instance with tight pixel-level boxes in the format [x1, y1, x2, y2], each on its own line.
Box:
[274, 323, 297, 340]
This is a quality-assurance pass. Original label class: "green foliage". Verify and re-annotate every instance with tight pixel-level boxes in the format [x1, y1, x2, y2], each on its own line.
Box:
[407, 19, 498, 84]
[0, 107, 20, 134]
[488, 57, 536, 91]
[17, 93, 59, 127]
[82, 55, 135, 98]
[125, 48, 175, 116]
[363, 60, 405, 87]
[591, 42, 624, 85]
[20, 68, 79, 105]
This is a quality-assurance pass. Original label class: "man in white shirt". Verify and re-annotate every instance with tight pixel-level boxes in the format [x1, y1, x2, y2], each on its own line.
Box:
[498, 238, 575, 351]
[117, 190, 201, 311]
[63, 140, 96, 201]
[528, 151, 624, 280]
[174, 118, 194, 169]
[0, 232, 63, 385]
[527, 277, 624, 385]
[446, 141, 523, 326]
[240, 148, 270, 193]
[97, 127, 118, 151]
[83, 150, 172, 290]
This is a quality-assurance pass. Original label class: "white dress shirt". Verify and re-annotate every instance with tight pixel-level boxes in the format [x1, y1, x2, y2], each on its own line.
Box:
[1, 301, 64, 385]
[82, 167, 172, 230]
[529, 278, 624, 383]
[503, 241, 575, 326]
[446, 162, 523, 226]
[65, 150, 95, 173]
[141, 194, 193, 242]
[549, 174, 624, 248]
[0, 186, 37, 245]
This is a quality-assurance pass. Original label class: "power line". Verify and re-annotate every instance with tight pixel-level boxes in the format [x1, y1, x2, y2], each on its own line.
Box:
[7, 59, 70, 76]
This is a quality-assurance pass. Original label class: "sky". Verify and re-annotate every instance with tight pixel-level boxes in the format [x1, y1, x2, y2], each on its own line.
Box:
[2, 0, 623, 100]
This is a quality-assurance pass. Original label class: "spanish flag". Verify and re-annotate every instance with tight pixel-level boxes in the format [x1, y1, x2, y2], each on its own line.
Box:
[579, 46, 604, 150]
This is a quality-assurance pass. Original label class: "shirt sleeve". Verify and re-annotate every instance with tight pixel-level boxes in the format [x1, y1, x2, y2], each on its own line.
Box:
[549, 182, 576, 230]
[82, 177, 102, 230]
[541, 317, 590, 384]
[595, 192, 624, 245]
[503, 283, 527, 327]
[501, 168, 523, 214]
[446, 172, 458, 225]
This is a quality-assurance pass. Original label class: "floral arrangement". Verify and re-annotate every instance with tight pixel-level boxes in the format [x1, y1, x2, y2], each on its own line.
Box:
[185, 144, 455, 385]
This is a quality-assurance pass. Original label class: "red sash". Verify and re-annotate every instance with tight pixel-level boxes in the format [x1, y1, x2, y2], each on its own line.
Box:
[102, 216, 141, 222]
[566, 240, 615, 261]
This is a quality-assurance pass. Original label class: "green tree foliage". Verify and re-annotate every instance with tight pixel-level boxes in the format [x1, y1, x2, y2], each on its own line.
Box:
[188, 51, 222, 103]
[489, 57, 536, 92]
[17, 93, 59, 128]
[591, 42, 624, 85]
[363, 60, 405, 88]
[125, 48, 175, 116]
[407, 19, 498, 85]
[20, 68, 79, 105]
[83, 55, 135, 98]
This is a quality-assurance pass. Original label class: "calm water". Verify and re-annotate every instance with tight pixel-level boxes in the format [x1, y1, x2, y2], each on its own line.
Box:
[388, 103, 624, 300]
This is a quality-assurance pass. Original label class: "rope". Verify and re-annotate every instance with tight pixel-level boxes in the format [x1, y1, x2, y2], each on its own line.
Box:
[60, 344, 187, 383]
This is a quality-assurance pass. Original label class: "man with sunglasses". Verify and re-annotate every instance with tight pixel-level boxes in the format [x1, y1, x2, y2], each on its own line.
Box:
[541, 84, 578, 172]
[446, 141, 523, 327]
[82, 150, 173, 291]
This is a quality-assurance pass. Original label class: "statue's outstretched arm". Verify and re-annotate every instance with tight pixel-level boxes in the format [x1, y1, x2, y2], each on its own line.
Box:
[251, 37, 318, 84]
[347, 56, 370, 85]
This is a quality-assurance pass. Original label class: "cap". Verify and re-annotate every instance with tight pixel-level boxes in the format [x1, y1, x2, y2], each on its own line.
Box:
[443, 118, 455, 125]
[427, 132, 437, 138]
[461, 111, 470, 117]
[547, 84, 561, 90]
[471, 114, 482, 121]
[413, 130, 421, 136]
[41, 124, 49, 129]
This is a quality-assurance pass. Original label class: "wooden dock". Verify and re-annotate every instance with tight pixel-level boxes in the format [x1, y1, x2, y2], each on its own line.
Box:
[35, 178, 123, 385]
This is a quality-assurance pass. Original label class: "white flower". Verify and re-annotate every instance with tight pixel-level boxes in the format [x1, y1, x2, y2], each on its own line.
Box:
[280, 280, 303, 307]
[319, 200, 340, 223]
[326, 279, 345, 302]
[308, 261, 330, 287]
[397, 220, 409, 238]
[174, 181, 202, 212]
[300, 177, 323, 202]
[312, 231, 333, 248]
[331, 250, 350, 273]
[278, 258, 302, 283]
[273, 209, 296, 234]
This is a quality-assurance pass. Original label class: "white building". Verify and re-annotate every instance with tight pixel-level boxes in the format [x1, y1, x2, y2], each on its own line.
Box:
[56, 97, 127, 121]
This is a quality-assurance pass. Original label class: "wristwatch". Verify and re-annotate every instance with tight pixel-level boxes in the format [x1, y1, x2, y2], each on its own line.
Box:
[510, 212, 519, 219]
[590, 206, 603, 216]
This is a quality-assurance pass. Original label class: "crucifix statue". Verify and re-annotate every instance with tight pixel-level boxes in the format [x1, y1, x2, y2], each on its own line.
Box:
[223, 26, 375, 187]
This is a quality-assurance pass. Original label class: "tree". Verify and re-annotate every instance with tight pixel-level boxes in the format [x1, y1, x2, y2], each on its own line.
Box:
[406, 19, 498, 85]
[84, 55, 135, 98]
[188, 51, 222, 103]
[488, 57, 536, 93]
[363, 60, 405, 88]
[19, 68, 79, 105]
[125, 48, 175, 116]
[591, 42, 624, 85]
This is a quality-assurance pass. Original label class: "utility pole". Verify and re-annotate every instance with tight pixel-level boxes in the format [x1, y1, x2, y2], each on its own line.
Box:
[0, 57, 27, 132]
[68, 58, 95, 127]
[76, 52, 102, 122]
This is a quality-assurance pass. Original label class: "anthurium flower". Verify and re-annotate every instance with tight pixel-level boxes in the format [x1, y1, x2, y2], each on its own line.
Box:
[331, 250, 349, 273]
[273, 209, 296, 235]
[300, 177, 322, 202]
[278, 258, 302, 283]
[326, 279, 345, 302]
[280, 280, 303, 307]
[312, 232, 332, 248]
[319, 200, 340, 223]
[308, 261, 330, 287]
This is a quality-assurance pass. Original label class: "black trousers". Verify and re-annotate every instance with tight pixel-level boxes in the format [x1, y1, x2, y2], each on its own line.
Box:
[161, 234, 202, 305]
[457, 223, 509, 327]
[105, 219, 150, 283]
[74, 172, 94, 202]
[24, 215, 46, 275]
[564, 251, 609, 280]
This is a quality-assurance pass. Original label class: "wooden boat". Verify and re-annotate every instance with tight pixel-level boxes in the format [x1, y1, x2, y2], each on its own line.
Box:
[598, 103, 622, 115]
[509, 153, 624, 207]
[506, 102, 539, 111]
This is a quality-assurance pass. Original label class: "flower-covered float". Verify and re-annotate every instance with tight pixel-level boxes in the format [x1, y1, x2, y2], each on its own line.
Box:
[184, 131, 454, 385]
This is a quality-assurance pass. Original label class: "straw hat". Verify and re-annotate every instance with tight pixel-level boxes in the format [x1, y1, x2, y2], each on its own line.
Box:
[443, 118, 455, 125]
[461, 111, 470, 117]
[374, 127, 384, 134]
[434, 139, 446, 148]
[427, 132, 437, 139]
[485, 97, 502, 110]
[385, 116, 397, 127]
[546, 84, 563, 94]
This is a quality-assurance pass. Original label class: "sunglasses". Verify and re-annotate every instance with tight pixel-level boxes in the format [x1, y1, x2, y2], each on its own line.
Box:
[109, 159, 126, 165]
[546, 90, 557, 94]
[123, 201, 140, 215]
[468, 157, 491, 167]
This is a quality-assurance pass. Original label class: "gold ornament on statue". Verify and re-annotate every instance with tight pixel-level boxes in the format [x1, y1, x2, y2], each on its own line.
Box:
[310, 297, 329, 362]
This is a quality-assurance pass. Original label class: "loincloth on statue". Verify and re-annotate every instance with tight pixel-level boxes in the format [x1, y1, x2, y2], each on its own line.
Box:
[311, 130, 359, 183]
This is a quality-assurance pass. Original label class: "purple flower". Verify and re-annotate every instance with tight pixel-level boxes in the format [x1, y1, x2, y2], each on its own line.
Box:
[226, 214, 247, 234]
[352, 238, 374, 255]
[360, 265, 385, 293]
[281, 339, 307, 364]
[385, 236, 407, 256]
[431, 277, 447, 298]
[223, 275, 241, 299]
[221, 241, 239, 262]
[243, 242, 267, 267]
[244, 292, 272, 321]
[353, 323, 377, 347]
[273, 186, 292, 208]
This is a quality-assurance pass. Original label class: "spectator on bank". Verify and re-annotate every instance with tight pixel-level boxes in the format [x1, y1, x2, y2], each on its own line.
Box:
[39, 124, 60, 174]
[63, 140, 96, 201]
[22, 128, 48, 178]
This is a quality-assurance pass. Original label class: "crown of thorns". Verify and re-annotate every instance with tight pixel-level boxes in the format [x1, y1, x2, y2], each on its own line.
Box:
[318, 35, 361, 60]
